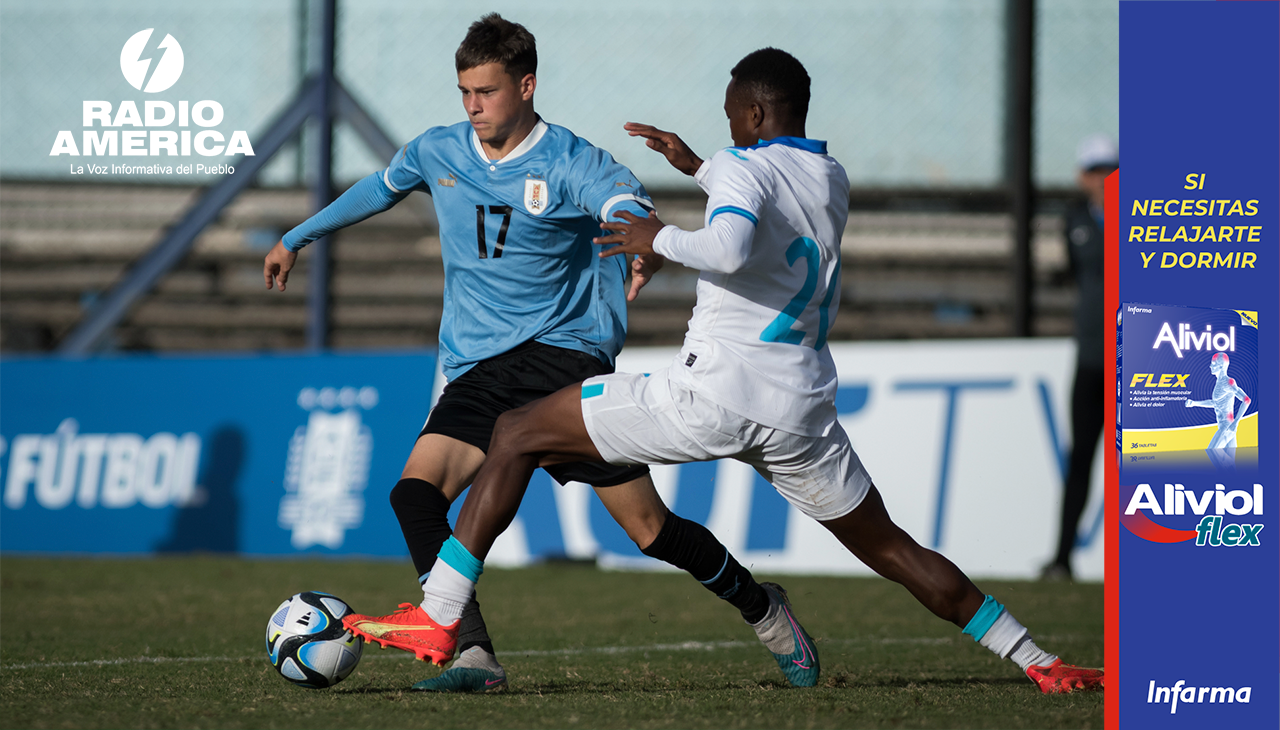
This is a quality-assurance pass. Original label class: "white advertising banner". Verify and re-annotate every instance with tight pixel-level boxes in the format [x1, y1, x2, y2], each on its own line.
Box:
[486, 339, 1105, 581]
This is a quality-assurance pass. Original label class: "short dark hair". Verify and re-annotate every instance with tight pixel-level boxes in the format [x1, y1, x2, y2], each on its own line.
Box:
[455, 13, 537, 81]
[730, 48, 810, 121]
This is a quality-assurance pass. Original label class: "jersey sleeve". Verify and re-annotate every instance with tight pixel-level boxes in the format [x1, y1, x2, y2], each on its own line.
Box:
[649, 150, 765, 273]
[281, 172, 408, 251]
[700, 148, 766, 228]
[283, 132, 435, 250]
[566, 143, 655, 222]
[652, 214, 756, 274]
[381, 132, 432, 194]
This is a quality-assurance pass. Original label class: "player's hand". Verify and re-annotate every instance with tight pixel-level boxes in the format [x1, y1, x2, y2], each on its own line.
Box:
[594, 210, 665, 259]
[627, 252, 665, 302]
[1185, 399, 1194, 407]
[624, 123, 703, 176]
[264, 241, 298, 292]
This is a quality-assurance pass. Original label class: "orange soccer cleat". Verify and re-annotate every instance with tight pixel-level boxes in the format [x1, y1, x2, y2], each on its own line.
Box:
[1026, 659, 1105, 694]
[342, 603, 458, 666]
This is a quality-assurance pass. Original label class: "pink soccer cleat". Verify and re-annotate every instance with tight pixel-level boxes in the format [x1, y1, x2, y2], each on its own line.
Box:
[342, 602, 458, 666]
[1026, 658, 1105, 694]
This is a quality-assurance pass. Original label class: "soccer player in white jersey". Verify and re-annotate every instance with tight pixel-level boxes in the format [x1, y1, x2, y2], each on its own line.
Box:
[406, 48, 1105, 695]
[265, 16, 815, 692]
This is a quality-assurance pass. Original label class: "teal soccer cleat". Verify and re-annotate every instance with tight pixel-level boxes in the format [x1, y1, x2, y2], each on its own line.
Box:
[752, 582, 820, 687]
[412, 646, 508, 693]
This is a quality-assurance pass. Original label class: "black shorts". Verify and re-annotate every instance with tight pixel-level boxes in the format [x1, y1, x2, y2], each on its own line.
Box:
[420, 341, 649, 488]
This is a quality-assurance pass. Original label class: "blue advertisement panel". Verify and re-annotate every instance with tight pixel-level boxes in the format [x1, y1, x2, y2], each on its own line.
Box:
[2, 340, 1100, 581]
[1119, 2, 1279, 727]
[0, 352, 437, 557]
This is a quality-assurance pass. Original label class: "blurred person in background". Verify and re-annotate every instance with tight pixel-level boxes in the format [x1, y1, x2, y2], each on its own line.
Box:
[1042, 133, 1117, 582]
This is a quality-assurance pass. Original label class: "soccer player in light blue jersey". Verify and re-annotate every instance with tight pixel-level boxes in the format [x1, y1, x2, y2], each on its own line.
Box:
[265, 15, 811, 692]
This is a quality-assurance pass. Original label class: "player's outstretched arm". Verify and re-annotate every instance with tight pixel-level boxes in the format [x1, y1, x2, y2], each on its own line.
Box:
[625, 123, 703, 176]
[264, 172, 408, 293]
[264, 242, 298, 291]
[1185, 398, 1213, 408]
[601, 208, 756, 276]
[594, 210, 667, 258]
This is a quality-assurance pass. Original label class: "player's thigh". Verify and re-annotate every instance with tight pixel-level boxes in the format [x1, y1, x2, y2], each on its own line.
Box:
[409, 342, 600, 495]
[495, 382, 605, 463]
[744, 422, 873, 522]
[401, 433, 485, 501]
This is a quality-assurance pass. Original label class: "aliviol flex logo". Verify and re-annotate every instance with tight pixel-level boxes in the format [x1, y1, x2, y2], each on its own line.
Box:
[1122, 482, 1264, 546]
[50, 29, 253, 166]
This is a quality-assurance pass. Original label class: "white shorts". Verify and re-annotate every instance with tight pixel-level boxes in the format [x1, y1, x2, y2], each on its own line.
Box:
[580, 369, 872, 521]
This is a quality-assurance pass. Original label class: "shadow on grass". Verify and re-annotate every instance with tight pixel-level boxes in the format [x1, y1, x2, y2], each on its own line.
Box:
[833, 676, 1033, 689]
[335, 675, 1035, 697]
[331, 686, 436, 696]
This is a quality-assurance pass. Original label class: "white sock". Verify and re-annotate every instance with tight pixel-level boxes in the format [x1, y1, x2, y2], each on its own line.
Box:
[420, 559, 472, 625]
[978, 609, 1027, 658]
[1009, 635, 1058, 671]
[453, 646, 505, 676]
[749, 594, 795, 655]
[979, 609, 1058, 669]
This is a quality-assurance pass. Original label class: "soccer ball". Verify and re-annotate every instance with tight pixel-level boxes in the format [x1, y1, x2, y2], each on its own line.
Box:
[266, 591, 363, 688]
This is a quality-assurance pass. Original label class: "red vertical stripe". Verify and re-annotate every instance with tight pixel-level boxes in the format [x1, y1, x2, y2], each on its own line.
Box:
[1103, 169, 1119, 730]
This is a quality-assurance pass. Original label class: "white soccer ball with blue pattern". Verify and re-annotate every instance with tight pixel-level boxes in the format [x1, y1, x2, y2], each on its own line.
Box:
[265, 592, 363, 688]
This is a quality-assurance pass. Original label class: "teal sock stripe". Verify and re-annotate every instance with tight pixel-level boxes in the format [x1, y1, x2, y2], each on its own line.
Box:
[961, 595, 1004, 641]
[439, 536, 484, 583]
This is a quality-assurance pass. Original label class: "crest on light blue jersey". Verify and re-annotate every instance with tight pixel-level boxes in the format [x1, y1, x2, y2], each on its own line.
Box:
[524, 178, 549, 215]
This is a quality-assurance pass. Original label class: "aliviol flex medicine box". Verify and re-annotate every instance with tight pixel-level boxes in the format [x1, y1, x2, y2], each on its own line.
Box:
[1118, 303, 1258, 454]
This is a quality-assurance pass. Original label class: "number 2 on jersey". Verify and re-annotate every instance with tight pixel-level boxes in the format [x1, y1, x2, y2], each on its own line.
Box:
[475, 205, 512, 258]
[759, 236, 839, 350]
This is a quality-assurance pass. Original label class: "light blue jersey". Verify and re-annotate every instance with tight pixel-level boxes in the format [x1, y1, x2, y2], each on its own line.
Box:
[283, 118, 653, 380]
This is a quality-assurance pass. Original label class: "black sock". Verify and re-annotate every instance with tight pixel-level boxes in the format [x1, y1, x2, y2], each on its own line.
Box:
[389, 478, 495, 656]
[641, 511, 769, 624]
[389, 478, 453, 578]
[457, 597, 495, 656]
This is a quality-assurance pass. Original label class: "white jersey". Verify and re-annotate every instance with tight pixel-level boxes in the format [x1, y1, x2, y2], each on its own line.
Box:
[651, 138, 848, 436]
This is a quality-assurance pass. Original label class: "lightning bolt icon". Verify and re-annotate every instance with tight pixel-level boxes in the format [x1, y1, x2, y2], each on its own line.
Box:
[120, 29, 157, 91]
[119, 29, 183, 93]
[135, 32, 166, 92]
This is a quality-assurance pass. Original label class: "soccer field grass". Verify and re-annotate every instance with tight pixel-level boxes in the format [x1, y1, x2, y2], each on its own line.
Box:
[0, 556, 1102, 729]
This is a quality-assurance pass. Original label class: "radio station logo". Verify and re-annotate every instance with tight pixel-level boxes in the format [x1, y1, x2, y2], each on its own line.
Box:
[49, 29, 254, 171]
[1122, 482, 1264, 546]
[120, 29, 184, 93]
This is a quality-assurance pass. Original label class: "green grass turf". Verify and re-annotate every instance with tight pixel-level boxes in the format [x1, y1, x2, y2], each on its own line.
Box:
[0, 556, 1102, 729]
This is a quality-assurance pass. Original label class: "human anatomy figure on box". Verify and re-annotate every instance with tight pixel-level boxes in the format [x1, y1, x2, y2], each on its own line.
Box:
[1185, 352, 1251, 449]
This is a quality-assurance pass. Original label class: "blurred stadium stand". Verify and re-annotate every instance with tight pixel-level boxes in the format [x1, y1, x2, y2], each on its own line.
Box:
[0, 0, 1116, 354]
[0, 184, 1074, 351]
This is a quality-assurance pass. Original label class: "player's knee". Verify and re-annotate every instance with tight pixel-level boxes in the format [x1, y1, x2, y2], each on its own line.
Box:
[490, 408, 536, 453]
[388, 477, 446, 512]
[389, 480, 413, 511]
[488, 409, 524, 455]
[619, 510, 665, 549]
